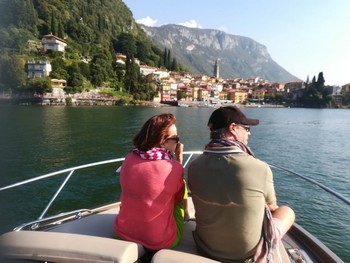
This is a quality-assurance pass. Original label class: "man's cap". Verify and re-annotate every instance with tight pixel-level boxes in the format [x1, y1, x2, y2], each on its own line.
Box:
[208, 106, 259, 130]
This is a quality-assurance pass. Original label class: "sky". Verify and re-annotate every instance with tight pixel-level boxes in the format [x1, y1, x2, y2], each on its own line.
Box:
[122, 0, 350, 86]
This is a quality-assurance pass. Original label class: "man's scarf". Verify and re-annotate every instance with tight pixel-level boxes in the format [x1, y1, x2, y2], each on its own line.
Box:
[205, 138, 255, 157]
[133, 147, 172, 160]
[254, 207, 279, 263]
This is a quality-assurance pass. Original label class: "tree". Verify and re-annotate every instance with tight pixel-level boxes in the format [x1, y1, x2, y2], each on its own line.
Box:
[171, 58, 178, 71]
[305, 75, 310, 84]
[311, 76, 316, 85]
[98, 14, 104, 31]
[114, 33, 136, 57]
[50, 68, 68, 80]
[162, 48, 168, 68]
[51, 57, 65, 70]
[89, 50, 114, 86]
[0, 55, 27, 90]
[124, 57, 139, 93]
[50, 11, 57, 35]
[66, 22, 95, 44]
[90, 63, 108, 86]
[27, 77, 52, 94]
[50, 56, 68, 80]
[66, 62, 81, 76]
[0, 0, 38, 33]
[79, 62, 90, 79]
[136, 41, 149, 62]
[300, 72, 329, 107]
[341, 88, 350, 106]
[1, 27, 32, 50]
[316, 72, 325, 88]
[167, 49, 171, 69]
[68, 73, 84, 88]
[33, 0, 49, 21]
[57, 19, 65, 39]
[114, 58, 125, 79]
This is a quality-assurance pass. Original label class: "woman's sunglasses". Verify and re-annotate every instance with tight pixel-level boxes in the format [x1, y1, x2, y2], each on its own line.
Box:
[165, 135, 180, 143]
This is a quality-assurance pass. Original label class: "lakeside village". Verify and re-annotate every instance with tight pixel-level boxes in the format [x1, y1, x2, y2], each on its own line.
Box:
[1, 34, 349, 108]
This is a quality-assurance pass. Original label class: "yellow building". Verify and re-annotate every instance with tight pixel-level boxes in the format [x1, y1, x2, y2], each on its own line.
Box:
[227, 90, 248, 103]
[197, 88, 209, 101]
[252, 89, 266, 100]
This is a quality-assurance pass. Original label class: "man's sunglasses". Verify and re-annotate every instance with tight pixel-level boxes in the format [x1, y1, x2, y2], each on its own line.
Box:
[237, 125, 251, 132]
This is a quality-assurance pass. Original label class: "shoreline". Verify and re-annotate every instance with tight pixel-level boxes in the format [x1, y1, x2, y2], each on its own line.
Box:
[1, 98, 348, 109]
[0, 98, 282, 108]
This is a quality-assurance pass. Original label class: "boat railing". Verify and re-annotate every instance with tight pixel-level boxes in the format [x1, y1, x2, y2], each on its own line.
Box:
[268, 163, 350, 206]
[0, 153, 202, 228]
[1, 151, 349, 231]
[13, 209, 92, 231]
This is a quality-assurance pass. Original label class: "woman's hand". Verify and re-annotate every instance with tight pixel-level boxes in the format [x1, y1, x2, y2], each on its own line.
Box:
[175, 143, 184, 164]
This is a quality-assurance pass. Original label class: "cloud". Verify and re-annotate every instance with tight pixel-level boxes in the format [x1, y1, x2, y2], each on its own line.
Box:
[136, 17, 203, 29]
[178, 19, 202, 28]
[217, 26, 228, 33]
[136, 16, 158, 27]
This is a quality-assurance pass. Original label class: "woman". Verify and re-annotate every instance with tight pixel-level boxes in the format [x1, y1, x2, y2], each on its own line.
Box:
[114, 113, 188, 251]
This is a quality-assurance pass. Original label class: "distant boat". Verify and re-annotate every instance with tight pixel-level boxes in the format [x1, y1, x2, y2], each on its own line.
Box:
[178, 102, 189, 107]
[198, 102, 214, 108]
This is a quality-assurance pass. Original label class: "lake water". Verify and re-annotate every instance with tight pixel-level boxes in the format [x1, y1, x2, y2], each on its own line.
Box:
[0, 105, 349, 262]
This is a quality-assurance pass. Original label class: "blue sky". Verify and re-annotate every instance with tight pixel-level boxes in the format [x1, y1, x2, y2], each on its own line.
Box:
[123, 0, 350, 86]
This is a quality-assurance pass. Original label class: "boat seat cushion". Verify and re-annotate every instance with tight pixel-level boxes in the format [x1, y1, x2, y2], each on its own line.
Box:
[162, 220, 291, 263]
[152, 221, 219, 262]
[151, 249, 221, 263]
[0, 230, 145, 263]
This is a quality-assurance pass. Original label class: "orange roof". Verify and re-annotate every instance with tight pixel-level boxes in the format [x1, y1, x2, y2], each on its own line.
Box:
[43, 34, 66, 43]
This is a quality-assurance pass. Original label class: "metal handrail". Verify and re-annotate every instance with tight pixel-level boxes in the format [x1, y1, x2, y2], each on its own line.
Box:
[0, 158, 126, 191]
[0, 153, 201, 221]
[0, 157, 125, 221]
[1, 151, 349, 225]
[182, 151, 203, 168]
[13, 209, 92, 231]
[38, 170, 74, 220]
[0, 152, 202, 192]
[268, 162, 350, 206]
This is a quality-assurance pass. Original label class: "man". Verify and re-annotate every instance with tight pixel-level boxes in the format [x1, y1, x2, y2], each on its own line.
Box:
[188, 106, 295, 262]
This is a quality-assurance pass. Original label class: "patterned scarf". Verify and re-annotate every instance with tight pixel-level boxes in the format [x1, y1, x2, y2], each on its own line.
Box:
[205, 138, 255, 157]
[205, 138, 279, 262]
[254, 207, 279, 263]
[133, 147, 173, 160]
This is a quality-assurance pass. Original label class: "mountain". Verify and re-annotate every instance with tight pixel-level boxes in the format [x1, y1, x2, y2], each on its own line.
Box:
[140, 24, 299, 82]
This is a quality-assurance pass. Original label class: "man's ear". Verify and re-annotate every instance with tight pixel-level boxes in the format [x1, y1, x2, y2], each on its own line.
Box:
[229, 123, 236, 133]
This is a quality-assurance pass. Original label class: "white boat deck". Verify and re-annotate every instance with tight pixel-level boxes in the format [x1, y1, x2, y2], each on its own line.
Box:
[0, 198, 291, 263]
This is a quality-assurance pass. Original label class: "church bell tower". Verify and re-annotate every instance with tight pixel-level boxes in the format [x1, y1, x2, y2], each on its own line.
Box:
[213, 59, 219, 78]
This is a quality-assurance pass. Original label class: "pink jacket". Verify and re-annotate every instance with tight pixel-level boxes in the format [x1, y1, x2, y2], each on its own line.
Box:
[114, 153, 185, 250]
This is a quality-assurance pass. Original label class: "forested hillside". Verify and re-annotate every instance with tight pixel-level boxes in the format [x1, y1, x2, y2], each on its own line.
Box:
[0, 0, 183, 100]
[0, 0, 139, 50]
